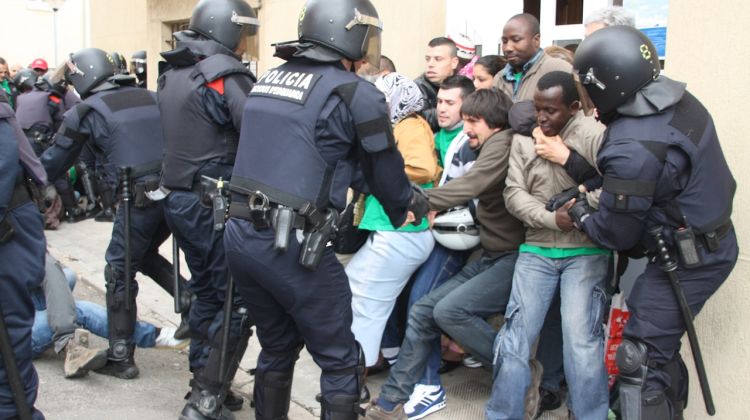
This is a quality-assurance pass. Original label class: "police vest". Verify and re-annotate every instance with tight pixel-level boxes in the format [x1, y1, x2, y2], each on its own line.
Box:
[601, 91, 735, 235]
[231, 60, 395, 211]
[16, 89, 57, 130]
[158, 53, 253, 190]
[60, 86, 164, 180]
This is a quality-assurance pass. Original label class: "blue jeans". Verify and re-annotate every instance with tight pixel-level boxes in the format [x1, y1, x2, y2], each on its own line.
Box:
[32, 301, 157, 358]
[380, 244, 469, 385]
[487, 253, 609, 420]
[379, 252, 517, 404]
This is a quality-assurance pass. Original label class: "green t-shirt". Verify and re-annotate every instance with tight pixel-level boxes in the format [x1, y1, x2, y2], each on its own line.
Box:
[359, 182, 433, 232]
[519, 243, 611, 258]
[434, 125, 463, 167]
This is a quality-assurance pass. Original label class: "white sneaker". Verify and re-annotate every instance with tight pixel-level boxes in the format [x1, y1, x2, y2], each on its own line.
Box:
[155, 327, 190, 350]
[462, 355, 482, 368]
[404, 384, 446, 419]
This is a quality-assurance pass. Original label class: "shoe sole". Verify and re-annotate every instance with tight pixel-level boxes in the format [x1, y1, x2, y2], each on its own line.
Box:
[155, 340, 191, 350]
[408, 400, 446, 420]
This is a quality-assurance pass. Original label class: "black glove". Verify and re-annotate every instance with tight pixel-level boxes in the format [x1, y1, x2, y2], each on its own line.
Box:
[546, 186, 580, 212]
[407, 183, 430, 226]
[567, 193, 594, 230]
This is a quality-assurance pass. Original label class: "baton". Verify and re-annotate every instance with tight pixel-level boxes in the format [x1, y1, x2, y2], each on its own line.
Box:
[172, 238, 182, 314]
[119, 167, 133, 311]
[0, 309, 33, 420]
[649, 225, 715, 415]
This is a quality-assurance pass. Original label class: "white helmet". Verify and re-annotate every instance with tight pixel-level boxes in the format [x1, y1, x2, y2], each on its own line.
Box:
[432, 207, 480, 251]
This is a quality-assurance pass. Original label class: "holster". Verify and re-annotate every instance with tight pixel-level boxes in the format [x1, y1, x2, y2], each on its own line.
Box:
[133, 178, 160, 208]
[299, 208, 338, 271]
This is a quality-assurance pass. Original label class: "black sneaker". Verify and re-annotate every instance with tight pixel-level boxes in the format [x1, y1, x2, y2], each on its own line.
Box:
[538, 387, 562, 415]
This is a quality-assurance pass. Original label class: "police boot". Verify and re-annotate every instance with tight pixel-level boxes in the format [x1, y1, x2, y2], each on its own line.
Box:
[180, 379, 235, 420]
[60, 188, 86, 223]
[321, 394, 363, 420]
[96, 265, 139, 379]
[254, 370, 294, 419]
[95, 181, 116, 222]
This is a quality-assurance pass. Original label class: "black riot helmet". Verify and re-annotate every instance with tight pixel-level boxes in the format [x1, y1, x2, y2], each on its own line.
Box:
[64, 48, 116, 98]
[574, 25, 661, 114]
[35, 73, 68, 97]
[297, 0, 383, 66]
[111, 51, 129, 74]
[13, 69, 38, 93]
[188, 0, 259, 51]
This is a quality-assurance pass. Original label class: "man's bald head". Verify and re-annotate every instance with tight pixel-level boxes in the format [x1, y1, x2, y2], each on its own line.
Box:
[507, 13, 540, 37]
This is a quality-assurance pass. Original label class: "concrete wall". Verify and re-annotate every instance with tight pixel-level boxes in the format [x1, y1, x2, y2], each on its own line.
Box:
[666, 1, 750, 418]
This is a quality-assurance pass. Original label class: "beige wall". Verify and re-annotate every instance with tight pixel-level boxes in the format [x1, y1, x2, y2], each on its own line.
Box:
[144, 0, 444, 87]
[89, 0, 148, 59]
[257, 0, 445, 78]
[666, 1, 750, 418]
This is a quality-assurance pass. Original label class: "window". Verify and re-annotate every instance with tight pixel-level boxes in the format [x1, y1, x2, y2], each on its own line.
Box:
[556, 0, 583, 25]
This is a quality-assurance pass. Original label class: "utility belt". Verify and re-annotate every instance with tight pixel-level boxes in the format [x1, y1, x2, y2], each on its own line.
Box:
[118, 161, 162, 209]
[227, 183, 338, 271]
[656, 220, 733, 269]
[0, 177, 33, 244]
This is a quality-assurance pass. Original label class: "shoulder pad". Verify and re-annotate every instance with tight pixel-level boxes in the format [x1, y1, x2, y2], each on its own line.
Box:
[335, 80, 395, 153]
[62, 102, 93, 131]
[193, 54, 255, 83]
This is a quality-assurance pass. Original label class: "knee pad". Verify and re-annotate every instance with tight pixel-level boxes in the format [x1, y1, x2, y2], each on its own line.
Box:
[616, 337, 649, 385]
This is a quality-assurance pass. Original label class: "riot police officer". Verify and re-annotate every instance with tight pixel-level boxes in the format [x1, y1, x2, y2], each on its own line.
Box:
[567, 26, 738, 418]
[157, 0, 258, 418]
[40, 47, 190, 381]
[0, 90, 46, 419]
[223, 0, 430, 419]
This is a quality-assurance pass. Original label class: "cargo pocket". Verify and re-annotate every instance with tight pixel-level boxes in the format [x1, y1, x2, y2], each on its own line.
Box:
[590, 286, 606, 337]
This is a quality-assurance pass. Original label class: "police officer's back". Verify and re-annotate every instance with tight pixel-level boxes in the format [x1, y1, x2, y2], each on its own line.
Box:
[15, 69, 64, 156]
[570, 26, 738, 419]
[157, 1, 259, 419]
[41, 48, 180, 382]
[0, 90, 46, 420]
[223, 1, 430, 419]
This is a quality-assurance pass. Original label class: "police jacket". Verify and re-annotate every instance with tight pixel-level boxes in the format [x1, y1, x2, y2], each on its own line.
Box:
[414, 74, 439, 133]
[41, 84, 164, 189]
[158, 38, 255, 190]
[15, 88, 63, 132]
[231, 58, 412, 227]
[580, 78, 735, 252]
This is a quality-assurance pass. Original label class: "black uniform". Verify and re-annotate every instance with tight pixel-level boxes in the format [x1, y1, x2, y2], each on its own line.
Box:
[15, 87, 64, 156]
[0, 92, 46, 419]
[225, 57, 413, 419]
[579, 81, 738, 416]
[158, 36, 254, 397]
[41, 84, 186, 377]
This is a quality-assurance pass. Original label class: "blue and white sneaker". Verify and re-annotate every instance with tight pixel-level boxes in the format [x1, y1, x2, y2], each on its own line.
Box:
[404, 384, 446, 419]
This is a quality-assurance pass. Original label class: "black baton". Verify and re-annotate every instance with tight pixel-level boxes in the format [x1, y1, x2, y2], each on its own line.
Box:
[173, 238, 182, 314]
[0, 309, 33, 420]
[219, 273, 234, 379]
[649, 225, 715, 415]
[119, 167, 133, 311]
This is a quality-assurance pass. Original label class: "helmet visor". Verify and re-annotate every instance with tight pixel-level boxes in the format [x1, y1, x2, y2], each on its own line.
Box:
[362, 26, 382, 68]
[345, 8, 383, 67]
[231, 11, 259, 37]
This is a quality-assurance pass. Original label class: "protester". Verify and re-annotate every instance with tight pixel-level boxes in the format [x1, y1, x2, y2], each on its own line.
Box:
[415, 37, 459, 132]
